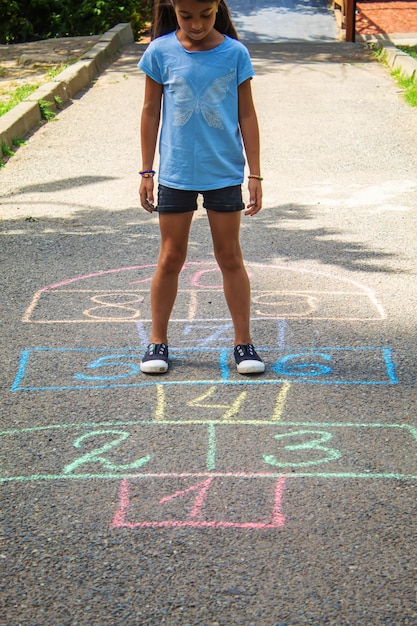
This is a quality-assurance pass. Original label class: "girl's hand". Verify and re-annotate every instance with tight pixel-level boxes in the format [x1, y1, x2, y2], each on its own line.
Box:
[139, 177, 155, 213]
[245, 178, 262, 216]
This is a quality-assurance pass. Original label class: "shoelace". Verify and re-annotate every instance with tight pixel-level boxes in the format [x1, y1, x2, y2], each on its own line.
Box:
[149, 343, 167, 355]
[237, 344, 255, 357]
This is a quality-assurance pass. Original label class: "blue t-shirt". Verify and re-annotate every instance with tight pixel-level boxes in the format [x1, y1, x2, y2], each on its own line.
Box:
[138, 32, 254, 190]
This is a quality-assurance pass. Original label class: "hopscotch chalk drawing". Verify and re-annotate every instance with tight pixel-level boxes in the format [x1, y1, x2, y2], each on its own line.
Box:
[14, 262, 394, 391]
[1, 422, 416, 528]
[23, 262, 386, 323]
[1, 422, 416, 482]
[12, 345, 397, 391]
[4, 261, 411, 530]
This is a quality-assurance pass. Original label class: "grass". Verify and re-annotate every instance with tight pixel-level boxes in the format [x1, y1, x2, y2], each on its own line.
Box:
[1, 140, 15, 167]
[0, 63, 68, 118]
[397, 45, 417, 61]
[38, 98, 56, 120]
[391, 46, 417, 108]
[373, 46, 417, 108]
[1, 141, 14, 157]
[0, 83, 39, 117]
[0, 62, 69, 166]
[391, 69, 417, 107]
[45, 63, 69, 79]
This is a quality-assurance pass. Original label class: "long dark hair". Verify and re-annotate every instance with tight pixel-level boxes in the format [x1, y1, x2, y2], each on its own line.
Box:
[151, 0, 238, 40]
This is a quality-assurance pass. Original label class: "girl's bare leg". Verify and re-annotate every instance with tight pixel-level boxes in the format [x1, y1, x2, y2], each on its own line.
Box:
[149, 211, 194, 344]
[206, 209, 252, 346]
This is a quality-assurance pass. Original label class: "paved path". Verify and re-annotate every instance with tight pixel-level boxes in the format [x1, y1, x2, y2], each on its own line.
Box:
[227, 0, 338, 42]
[1, 34, 417, 625]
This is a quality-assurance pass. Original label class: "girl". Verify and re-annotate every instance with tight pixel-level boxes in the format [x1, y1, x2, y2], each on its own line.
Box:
[138, 0, 265, 375]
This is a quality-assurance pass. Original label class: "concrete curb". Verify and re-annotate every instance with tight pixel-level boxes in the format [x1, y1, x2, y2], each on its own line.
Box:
[378, 42, 417, 79]
[0, 23, 133, 155]
[359, 34, 417, 79]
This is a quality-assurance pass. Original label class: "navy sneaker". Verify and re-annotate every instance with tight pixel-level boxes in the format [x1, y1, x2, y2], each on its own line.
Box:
[234, 344, 265, 374]
[140, 343, 169, 374]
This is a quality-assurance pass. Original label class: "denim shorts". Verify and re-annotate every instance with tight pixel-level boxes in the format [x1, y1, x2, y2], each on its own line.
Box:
[157, 184, 244, 214]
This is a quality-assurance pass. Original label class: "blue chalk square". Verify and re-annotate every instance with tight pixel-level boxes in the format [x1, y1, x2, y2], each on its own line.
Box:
[11, 346, 398, 392]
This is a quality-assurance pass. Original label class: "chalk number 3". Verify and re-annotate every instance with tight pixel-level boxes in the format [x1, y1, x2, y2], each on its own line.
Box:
[263, 430, 341, 468]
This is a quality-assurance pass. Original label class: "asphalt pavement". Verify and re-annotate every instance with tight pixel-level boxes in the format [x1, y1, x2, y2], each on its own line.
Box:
[1, 21, 417, 626]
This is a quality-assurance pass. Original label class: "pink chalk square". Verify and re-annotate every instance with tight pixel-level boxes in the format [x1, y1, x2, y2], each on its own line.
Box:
[111, 476, 286, 529]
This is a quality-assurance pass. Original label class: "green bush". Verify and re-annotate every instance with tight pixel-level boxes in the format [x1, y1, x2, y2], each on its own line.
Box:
[0, 0, 58, 42]
[0, 0, 152, 43]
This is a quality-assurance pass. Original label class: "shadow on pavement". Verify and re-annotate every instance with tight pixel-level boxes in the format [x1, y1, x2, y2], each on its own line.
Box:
[12, 176, 118, 195]
[241, 204, 398, 273]
[0, 205, 400, 275]
[246, 42, 375, 68]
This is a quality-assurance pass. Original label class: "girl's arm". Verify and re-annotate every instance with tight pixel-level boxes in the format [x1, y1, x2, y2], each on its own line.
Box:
[140, 75, 163, 212]
[238, 78, 262, 216]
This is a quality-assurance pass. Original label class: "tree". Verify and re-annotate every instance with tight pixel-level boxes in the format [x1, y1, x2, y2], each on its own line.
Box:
[0, 0, 152, 44]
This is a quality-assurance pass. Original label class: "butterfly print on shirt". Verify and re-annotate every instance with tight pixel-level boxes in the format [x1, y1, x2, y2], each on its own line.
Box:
[169, 69, 236, 129]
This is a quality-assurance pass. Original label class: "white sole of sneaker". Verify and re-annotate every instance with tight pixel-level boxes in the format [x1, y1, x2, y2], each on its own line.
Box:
[236, 360, 265, 375]
[140, 359, 168, 374]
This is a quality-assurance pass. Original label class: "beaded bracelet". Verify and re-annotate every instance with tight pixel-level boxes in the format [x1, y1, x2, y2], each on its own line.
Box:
[139, 169, 156, 178]
[248, 175, 263, 181]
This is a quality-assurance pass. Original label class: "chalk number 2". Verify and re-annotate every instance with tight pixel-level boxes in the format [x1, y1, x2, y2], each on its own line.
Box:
[63, 430, 151, 474]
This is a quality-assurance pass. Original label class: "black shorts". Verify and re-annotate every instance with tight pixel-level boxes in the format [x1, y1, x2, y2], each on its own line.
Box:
[157, 184, 244, 214]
